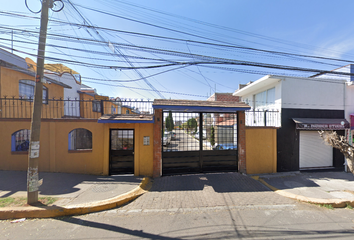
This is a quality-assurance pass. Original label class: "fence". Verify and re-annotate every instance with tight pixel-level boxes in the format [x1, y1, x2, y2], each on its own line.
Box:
[245, 110, 280, 127]
[0, 97, 154, 119]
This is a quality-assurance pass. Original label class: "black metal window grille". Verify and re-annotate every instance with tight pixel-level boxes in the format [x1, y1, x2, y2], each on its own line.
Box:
[68, 128, 92, 150]
[110, 129, 134, 151]
[63, 99, 80, 117]
[163, 112, 237, 152]
[12, 129, 30, 151]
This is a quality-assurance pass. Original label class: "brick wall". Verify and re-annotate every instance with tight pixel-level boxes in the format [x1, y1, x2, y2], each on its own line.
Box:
[237, 111, 246, 173]
[153, 108, 162, 178]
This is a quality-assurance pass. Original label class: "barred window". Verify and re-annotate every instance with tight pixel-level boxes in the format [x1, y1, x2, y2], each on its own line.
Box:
[110, 129, 134, 150]
[11, 129, 30, 152]
[19, 80, 48, 104]
[68, 128, 92, 150]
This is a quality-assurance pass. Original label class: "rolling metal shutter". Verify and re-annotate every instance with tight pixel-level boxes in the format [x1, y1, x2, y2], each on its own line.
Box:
[299, 131, 333, 169]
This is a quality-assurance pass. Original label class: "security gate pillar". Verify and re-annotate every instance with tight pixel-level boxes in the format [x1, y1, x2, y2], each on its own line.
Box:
[153, 108, 163, 177]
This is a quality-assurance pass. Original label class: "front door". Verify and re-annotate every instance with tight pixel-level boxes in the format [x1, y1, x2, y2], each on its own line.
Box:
[110, 129, 134, 175]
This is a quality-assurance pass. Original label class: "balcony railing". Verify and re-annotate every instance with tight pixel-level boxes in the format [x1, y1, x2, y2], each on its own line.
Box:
[0, 97, 153, 119]
[245, 110, 280, 127]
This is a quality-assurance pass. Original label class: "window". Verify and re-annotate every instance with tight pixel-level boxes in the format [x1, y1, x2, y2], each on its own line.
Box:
[254, 87, 275, 110]
[126, 110, 130, 114]
[12, 129, 30, 152]
[92, 100, 101, 112]
[19, 80, 48, 104]
[110, 129, 134, 150]
[68, 128, 92, 150]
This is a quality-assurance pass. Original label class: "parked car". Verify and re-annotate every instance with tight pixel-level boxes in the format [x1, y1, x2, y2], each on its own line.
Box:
[194, 131, 206, 140]
[213, 143, 237, 150]
[171, 131, 176, 140]
[163, 132, 172, 146]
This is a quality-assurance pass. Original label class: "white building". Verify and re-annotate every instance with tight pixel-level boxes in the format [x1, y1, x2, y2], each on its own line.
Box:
[43, 64, 97, 117]
[233, 74, 350, 172]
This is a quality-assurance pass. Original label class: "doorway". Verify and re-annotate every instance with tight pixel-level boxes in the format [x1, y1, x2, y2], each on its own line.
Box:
[109, 129, 134, 174]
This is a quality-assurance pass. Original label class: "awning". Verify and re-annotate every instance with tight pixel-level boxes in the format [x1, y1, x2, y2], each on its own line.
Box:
[98, 114, 154, 123]
[293, 118, 349, 130]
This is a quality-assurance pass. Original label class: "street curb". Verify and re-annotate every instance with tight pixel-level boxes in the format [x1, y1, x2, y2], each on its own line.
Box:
[252, 176, 354, 208]
[0, 177, 152, 220]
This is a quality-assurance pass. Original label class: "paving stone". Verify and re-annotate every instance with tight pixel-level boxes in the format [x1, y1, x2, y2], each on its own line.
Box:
[121, 172, 296, 212]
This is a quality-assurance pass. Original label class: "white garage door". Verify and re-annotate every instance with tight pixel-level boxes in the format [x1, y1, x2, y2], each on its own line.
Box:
[299, 131, 333, 169]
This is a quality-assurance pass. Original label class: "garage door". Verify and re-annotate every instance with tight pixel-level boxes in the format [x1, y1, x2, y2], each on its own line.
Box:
[299, 131, 333, 169]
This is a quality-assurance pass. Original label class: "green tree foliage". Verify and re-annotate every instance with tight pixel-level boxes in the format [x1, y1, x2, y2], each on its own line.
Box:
[187, 118, 197, 133]
[210, 126, 215, 146]
[165, 111, 174, 131]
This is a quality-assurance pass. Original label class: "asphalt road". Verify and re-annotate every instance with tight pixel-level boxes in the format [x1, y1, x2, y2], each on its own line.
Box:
[1, 173, 354, 239]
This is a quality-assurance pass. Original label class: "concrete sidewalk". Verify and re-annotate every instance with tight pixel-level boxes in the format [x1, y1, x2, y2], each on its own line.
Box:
[253, 171, 354, 208]
[1, 170, 354, 220]
[0, 171, 151, 220]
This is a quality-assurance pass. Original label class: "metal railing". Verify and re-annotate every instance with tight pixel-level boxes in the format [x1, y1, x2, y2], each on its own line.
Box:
[245, 110, 280, 127]
[0, 97, 153, 119]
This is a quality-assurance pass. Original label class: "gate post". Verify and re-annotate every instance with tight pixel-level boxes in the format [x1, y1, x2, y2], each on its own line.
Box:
[237, 111, 247, 173]
[153, 108, 162, 177]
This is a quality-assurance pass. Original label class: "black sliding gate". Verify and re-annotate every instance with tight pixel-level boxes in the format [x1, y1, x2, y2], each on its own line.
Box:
[162, 111, 238, 175]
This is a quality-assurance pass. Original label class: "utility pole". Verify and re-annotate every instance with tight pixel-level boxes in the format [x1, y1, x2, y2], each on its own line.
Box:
[27, 0, 53, 205]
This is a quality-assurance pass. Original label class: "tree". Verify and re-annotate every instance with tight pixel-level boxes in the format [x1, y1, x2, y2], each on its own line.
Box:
[187, 118, 197, 133]
[165, 111, 174, 131]
[210, 126, 215, 146]
[319, 131, 354, 174]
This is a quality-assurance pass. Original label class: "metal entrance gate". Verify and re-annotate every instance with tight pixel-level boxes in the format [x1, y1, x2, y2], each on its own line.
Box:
[162, 112, 238, 175]
[109, 129, 134, 175]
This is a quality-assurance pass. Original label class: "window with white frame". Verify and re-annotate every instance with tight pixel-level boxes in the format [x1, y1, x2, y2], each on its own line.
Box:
[68, 128, 92, 150]
[11, 129, 30, 152]
[19, 80, 48, 104]
[254, 87, 275, 110]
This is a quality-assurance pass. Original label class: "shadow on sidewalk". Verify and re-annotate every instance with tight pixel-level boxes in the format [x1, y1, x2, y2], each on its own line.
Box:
[150, 172, 271, 193]
[0, 171, 141, 198]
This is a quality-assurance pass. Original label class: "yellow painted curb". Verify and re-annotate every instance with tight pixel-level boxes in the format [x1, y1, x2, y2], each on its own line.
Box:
[0, 177, 152, 220]
[254, 176, 354, 208]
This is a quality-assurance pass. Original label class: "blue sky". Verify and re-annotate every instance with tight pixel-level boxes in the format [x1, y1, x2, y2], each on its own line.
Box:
[2, 0, 354, 100]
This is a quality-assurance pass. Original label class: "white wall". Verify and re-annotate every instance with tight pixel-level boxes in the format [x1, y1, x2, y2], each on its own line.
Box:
[345, 84, 354, 121]
[281, 76, 345, 110]
[44, 72, 81, 117]
[241, 82, 281, 111]
[239, 80, 282, 127]
[235, 75, 347, 127]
